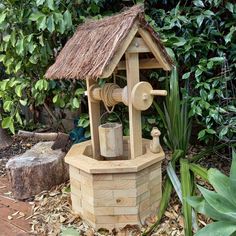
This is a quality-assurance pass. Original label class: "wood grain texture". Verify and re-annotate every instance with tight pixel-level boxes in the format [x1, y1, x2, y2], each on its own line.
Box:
[86, 78, 100, 159]
[126, 52, 142, 159]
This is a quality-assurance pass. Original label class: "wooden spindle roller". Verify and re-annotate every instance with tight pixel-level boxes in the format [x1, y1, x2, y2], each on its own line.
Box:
[88, 82, 167, 111]
[88, 83, 128, 106]
[131, 82, 167, 111]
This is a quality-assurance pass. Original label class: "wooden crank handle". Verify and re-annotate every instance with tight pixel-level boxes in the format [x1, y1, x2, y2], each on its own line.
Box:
[150, 90, 167, 96]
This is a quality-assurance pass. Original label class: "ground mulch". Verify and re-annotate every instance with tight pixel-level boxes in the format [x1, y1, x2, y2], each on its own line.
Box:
[0, 137, 232, 235]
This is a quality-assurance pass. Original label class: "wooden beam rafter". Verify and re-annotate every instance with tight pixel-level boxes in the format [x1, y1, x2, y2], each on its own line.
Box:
[126, 37, 150, 53]
[138, 28, 172, 71]
[117, 58, 162, 70]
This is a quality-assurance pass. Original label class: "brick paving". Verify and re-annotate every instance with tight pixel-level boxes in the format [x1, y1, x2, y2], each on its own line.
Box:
[0, 176, 31, 236]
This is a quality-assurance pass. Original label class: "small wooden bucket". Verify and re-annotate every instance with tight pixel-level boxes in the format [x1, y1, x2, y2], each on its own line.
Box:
[99, 122, 123, 158]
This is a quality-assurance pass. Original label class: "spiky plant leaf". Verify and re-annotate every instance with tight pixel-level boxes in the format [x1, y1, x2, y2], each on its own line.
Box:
[180, 159, 193, 236]
[230, 149, 236, 193]
[189, 163, 208, 181]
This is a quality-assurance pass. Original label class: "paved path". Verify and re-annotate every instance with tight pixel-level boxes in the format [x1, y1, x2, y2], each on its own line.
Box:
[0, 176, 31, 236]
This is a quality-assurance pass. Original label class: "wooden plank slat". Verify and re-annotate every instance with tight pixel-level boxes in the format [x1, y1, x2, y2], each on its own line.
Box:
[125, 53, 142, 159]
[126, 37, 150, 53]
[86, 78, 100, 159]
[117, 58, 162, 70]
[138, 28, 172, 71]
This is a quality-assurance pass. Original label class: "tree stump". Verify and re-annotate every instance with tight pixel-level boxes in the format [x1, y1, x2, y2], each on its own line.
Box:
[0, 127, 13, 149]
[6, 142, 68, 200]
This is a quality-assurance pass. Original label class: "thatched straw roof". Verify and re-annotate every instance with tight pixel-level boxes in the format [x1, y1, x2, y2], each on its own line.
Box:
[45, 5, 172, 80]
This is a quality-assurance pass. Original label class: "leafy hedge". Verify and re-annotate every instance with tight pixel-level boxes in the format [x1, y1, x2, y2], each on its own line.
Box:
[146, 0, 236, 143]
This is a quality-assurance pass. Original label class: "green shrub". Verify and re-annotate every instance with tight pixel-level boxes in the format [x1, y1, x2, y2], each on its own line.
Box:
[0, 0, 121, 133]
[154, 67, 191, 156]
[146, 0, 236, 143]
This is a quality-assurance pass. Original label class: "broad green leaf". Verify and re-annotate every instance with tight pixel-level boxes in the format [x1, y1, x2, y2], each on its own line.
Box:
[226, 2, 234, 13]
[195, 69, 203, 78]
[193, 0, 204, 7]
[198, 185, 236, 220]
[72, 97, 80, 108]
[53, 94, 58, 103]
[208, 168, 236, 205]
[209, 57, 224, 63]
[29, 12, 45, 21]
[197, 15, 204, 27]
[36, 0, 45, 6]
[58, 19, 65, 34]
[47, 15, 55, 32]
[205, 129, 216, 134]
[15, 61, 22, 73]
[173, 38, 186, 47]
[2, 117, 15, 134]
[3, 100, 13, 112]
[219, 126, 228, 138]
[224, 26, 236, 44]
[35, 80, 48, 91]
[75, 88, 85, 96]
[15, 85, 23, 97]
[3, 35, 11, 42]
[47, 0, 54, 10]
[19, 99, 27, 106]
[0, 54, 5, 62]
[15, 111, 23, 125]
[38, 16, 47, 30]
[61, 227, 80, 236]
[188, 196, 236, 222]
[0, 12, 6, 24]
[182, 72, 191, 80]
[0, 79, 8, 90]
[16, 38, 24, 56]
[195, 222, 236, 236]
[198, 129, 205, 139]
[64, 10, 72, 28]
[28, 42, 37, 54]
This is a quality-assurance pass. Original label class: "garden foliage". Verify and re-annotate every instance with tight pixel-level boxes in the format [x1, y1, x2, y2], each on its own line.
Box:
[188, 149, 236, 236]
[0, 0, 114, 133]
[146, 0, 236, 143]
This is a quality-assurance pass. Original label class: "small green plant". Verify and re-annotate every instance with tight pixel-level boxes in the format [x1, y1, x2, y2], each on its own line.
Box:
[188, 149, 236, 236]
[144, 68, 192, 235]
[154, 67, 191, 156]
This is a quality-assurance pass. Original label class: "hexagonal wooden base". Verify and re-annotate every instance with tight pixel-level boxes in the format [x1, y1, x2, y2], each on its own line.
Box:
[65, 137, 165, 231]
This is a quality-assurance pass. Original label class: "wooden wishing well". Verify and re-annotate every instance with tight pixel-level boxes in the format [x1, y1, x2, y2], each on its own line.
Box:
[45, 4, 173, 231]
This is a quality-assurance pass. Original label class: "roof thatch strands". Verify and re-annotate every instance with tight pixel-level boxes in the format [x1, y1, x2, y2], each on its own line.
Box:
[45, 5, 144, 80]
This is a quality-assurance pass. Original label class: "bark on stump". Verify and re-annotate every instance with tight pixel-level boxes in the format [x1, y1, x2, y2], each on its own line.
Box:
[6, 142, 68, 200]
[0, 127, 13, 149]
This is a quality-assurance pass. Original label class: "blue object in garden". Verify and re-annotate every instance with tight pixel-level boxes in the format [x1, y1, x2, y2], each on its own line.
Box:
[69, 118, 89, 144]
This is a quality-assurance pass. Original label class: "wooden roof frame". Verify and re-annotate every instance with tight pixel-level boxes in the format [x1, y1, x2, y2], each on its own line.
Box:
[100, 21, 172, 79]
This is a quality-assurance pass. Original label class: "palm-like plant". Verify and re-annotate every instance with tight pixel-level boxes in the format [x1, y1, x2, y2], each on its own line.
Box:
[188, 149, 236, 236]
[154, 66, 191, 156]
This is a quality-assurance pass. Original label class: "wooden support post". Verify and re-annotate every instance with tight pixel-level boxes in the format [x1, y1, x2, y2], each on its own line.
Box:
[86, 78, 100, 159]
[125, 53, 142, 159]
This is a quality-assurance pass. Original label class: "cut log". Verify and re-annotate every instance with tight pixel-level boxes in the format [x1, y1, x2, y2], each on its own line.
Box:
[17, 130, 68, 141]
[6, 142, 68, 200]
[0, 127, 13, 149]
